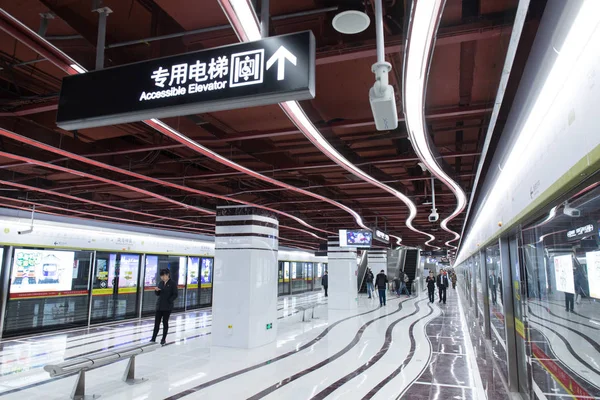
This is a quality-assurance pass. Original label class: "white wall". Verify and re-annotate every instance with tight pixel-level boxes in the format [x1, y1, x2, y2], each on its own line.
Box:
[457, 0, 600, 265]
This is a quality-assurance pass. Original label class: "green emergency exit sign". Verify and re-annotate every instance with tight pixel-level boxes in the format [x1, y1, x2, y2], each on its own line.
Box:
[266, 323, 273, 330]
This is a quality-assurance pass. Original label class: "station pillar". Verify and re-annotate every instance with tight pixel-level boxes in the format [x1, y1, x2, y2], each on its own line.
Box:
[367, 249, 387, 275]
[327, 236, 358, 310]
[212, 206, 278, 349]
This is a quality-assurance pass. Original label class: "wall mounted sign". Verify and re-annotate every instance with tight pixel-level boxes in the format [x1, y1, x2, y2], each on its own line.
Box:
[373, 229, 390, 244]
[420, 250, 447, 257]
[566, 221, 597, 241]
[56, 31, 316, 130]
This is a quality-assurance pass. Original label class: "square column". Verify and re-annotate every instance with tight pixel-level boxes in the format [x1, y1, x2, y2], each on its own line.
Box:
[212, 206, 278, 349]
[367, 249, 388, 275]
[327, 237, 358, 311]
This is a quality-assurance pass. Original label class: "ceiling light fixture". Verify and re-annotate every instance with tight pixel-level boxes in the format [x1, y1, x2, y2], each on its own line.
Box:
[0, 9, 372, 237]
[403, 0, 467, 249]
[218, 0, 439, 249]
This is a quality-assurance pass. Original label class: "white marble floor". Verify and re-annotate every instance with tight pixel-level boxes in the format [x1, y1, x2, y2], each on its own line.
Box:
[0, 290, 493, 400]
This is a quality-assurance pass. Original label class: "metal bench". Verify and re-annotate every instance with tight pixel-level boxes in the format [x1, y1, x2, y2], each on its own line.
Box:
[44, 342, 161, 399]
[297, 302, 324, 322]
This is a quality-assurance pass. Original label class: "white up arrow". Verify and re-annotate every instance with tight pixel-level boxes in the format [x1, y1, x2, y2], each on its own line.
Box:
[266, 46, 297, 81]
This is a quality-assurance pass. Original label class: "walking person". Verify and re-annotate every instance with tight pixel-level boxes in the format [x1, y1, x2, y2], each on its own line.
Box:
[376, 269, 389, 307]
[437, 269, 449, 304]
[451, 272, 457, 290]
[489, 271, 498, 305]
[365, 268, 374, 299]
[426, 271, 436, 303]
[151, 268, 178, 345]
[322, 271, 329, 297]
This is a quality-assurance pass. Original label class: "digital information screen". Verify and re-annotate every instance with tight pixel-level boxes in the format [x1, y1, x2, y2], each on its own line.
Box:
[553, 254, 575, 294]
[586, 250, 600, 299]
[339, 229, 373, 247]
[10, 249, 75, 293]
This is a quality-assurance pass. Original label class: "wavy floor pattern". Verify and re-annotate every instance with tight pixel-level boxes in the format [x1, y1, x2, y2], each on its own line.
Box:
[0, 290, 504, 399]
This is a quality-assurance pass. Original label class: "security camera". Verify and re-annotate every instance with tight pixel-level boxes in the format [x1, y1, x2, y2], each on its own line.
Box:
[563, 202, 581, 218]
[369, 62, 398, 131]
[429, 211, 439, 223]
[18, 228, 33, 235]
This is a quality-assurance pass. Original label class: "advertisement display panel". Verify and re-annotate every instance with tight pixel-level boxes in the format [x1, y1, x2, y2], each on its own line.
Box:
[586, 250, 600, 299]
[10, 249, 75, 293]
[200, 258, 212, 284]
[178, 256, 187, 286]
[284, 262, 290, 279]
[145, 255, 158, 286]
[553, 254, 575, 294]
[339, 229, 372, 247]
[107, 253, 117, 288]
[188, 257, 199, 286]
[119, 254, 139, 288]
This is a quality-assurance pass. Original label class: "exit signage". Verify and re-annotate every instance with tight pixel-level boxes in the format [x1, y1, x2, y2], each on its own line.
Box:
[266, 323, 273, 330]
[56, 31, 316, 130]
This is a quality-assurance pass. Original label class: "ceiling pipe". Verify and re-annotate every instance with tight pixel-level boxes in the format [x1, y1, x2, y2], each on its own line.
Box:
[218, 0, 439, 248]
[0, 127, 328, 240]
[402, 0, 467, 249]
[0, 9, 364, 236]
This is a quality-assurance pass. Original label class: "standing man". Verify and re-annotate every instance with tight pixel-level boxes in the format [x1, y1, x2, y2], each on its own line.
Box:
[365, 268, 374, 299]
[437, 269, 449, 304]
[376, 269, 389, 307]
[426, 271, 436, 303]
[322, 271, 329, 297]
[489, 271, 498, 305]
[451, 272, 457, 289]
[151, 268, 178, 345]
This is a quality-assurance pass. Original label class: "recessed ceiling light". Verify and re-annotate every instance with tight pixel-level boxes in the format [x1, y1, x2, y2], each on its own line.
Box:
[332, 10, 370, 34]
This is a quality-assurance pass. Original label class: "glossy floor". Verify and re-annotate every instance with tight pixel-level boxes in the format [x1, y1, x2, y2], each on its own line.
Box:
[0, 290, 509, 399]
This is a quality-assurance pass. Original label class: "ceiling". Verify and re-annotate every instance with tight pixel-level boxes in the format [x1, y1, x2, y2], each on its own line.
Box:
[0, 0, 546, 250]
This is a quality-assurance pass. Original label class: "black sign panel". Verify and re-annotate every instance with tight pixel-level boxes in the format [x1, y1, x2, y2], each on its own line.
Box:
[420, 250, 448, 257]
[566, 220, 598, 241]
[373, 229, 390, 244]
[57, 31, 315, 130]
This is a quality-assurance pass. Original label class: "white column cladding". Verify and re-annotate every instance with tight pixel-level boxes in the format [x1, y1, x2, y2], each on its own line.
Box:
[212, 206, 278, 349]
[327, 236, 358, 311]
[368, 249, 388, 276]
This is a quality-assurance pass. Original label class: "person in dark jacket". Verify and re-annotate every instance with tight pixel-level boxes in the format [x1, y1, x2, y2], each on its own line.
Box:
[375, 270, 389, 307]
[322, 271, 328, 297]
[437, 269, 449, 304]
[365, 268, 374, 299]
[151, 269, 178, 345]
[426, 271, 436, 303]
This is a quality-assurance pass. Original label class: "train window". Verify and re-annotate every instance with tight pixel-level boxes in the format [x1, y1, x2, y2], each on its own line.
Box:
[520, 182, 600, 397]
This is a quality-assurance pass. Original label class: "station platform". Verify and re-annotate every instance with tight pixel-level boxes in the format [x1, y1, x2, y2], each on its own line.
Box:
[0, 289, 509, 400]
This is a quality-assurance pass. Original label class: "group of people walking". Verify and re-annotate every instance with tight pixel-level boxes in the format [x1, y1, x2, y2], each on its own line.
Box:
[426, 269, 456, 304]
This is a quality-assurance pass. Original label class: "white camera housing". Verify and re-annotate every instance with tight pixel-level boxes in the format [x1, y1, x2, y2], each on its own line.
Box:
[563, 205, 581, 218]
[370, 61, 398, 131]
[429, 212, 439, 223]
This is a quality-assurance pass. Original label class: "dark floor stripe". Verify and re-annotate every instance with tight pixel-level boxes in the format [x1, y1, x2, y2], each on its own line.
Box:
[246, 298, 418, 400]
[163, 298, 406, 400]
[529, 300, 600, 331]
[532, 299, 596, 322]
[529, 317, 600, 389]
[364, 302, 435, 400]
[528, 307, 600, 357]
[312, 299, 430, 400]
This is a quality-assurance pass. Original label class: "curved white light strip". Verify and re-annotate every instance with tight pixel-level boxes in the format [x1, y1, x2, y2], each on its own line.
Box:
[218, 0, 438, 248]
[390, 234, 403, 246]
[404, 0, 467, 249]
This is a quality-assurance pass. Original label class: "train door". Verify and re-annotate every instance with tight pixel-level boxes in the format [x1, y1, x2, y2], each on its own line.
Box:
[90, 252, 140, 324]
[509, 235, 533, 399]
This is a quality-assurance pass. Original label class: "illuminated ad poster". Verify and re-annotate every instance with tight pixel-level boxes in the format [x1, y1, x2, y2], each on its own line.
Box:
[586, 251, 600, 299]
[145, 256, 158, 286]
[178, 257, 187, 286]
[553, 254, 575, 294]
[119, 254, 139, 288]
[200, 258, 212, 284]
[108, 253, 117, 288]
[291, 263, 297, 279]
[284, 262, 290, 279]
[10, 249, 75, 293]
[317, 263, 322, 278]
[188, 257, 199, 285]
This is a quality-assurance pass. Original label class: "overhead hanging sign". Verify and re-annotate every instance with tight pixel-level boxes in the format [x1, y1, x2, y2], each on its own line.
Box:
[420, 250, 448, 257]
[56, 31, 316, 130]
[566, 221, 597, 241]
[373, 229, 389, 244]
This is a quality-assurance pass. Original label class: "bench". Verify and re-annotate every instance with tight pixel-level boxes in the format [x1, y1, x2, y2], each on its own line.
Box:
[44, 342, 161, 399]
[296, 302, 324, 322]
